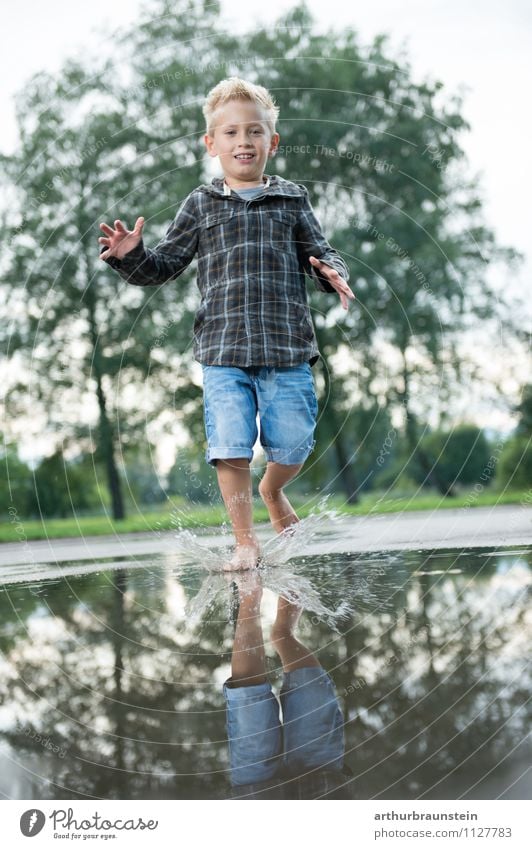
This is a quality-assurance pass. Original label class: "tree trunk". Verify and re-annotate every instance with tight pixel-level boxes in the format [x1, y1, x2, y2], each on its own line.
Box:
[83, 267, 125, 519]
[94, 371, 125, 520]
[319, 348, 359, 504]
[401, 353, 456, 497]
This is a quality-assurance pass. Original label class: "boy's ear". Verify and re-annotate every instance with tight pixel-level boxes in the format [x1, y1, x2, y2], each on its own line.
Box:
[204, 132, 217, 157]
[269, 132, 280, 156]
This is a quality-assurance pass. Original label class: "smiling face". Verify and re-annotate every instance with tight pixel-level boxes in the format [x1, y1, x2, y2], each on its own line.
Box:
[203, 99, 279, 188]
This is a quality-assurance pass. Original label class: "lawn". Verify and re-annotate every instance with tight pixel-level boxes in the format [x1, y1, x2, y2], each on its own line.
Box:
[2, 488, 529, 543]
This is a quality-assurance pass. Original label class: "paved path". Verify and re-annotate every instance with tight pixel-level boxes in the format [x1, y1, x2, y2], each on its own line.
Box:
[1, 505, 531, 575]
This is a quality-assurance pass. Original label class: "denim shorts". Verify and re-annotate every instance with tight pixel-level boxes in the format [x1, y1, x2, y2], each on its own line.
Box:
[223, 666, 345, 788]
[201, 362, 318, 467]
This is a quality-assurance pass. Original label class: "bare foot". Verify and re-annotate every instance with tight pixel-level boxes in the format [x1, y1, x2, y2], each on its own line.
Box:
[223, 542, 261, 571]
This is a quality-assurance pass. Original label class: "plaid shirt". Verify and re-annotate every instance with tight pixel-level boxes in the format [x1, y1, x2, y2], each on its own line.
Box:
[101, 174, 350, 368]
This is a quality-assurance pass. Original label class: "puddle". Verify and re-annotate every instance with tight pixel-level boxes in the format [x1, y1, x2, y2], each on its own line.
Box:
[0, 516, 530, 800]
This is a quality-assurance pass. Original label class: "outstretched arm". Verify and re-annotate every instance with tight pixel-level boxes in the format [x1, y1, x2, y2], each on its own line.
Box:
[99, 192, 199, 286]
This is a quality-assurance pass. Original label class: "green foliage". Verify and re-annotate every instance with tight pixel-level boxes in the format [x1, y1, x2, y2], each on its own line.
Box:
[0, 450, 35, 518]
[0, 449, 106, 520]
[514, 384, 532, 437]
[309, 398, 397, 493]
[495, 436, 532, 491]
[373, 448, 425, 494]
[29, 451, 105, 518]
[120, 449, 167, 506]
[418, 425, 492, 490]
[372, 425, 496, 494]
[166, 446, 219, 504]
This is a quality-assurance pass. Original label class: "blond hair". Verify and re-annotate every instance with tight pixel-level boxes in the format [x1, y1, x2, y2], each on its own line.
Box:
[202, 76, 279, 136]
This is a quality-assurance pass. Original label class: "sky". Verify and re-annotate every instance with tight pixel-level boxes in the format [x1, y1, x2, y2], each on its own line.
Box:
[2, 0, 530, 255]
[2, 0, 531, 464]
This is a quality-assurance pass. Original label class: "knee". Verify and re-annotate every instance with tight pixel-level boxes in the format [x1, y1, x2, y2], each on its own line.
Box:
[258, 463, 303, 501]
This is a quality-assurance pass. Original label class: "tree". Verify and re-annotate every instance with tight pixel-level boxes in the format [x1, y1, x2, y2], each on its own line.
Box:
[496, 437, 532, 491]
[167, 445, 219, 504]
[121, 446, 167, 506]
[233, 3, 521, 497]
[0, 58, 203, 518]
[1, 0, 523, 516]
[85, 0, 523, 502]
[0, 447, 34, 519]
[419, 425, 491, 495]
[29, 450, 103, 518]
[514, 384, 532, 436]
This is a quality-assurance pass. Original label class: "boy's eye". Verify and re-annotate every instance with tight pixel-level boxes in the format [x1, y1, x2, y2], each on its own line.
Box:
[225, 128, 263, 135]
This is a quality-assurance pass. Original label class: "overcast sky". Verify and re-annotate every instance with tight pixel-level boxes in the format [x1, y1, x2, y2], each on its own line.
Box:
[2, 0, 530, 258]
[2, 0, 531, 460]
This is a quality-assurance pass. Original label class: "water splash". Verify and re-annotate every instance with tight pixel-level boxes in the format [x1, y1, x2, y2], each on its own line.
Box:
[185, 569, 232, 626]
[260, 562, 354, 631]
[177, 496, 354, 629]
[172, 496, 409, 628]
[172, 494, 345, 571]
[172, 527, 233, 571]
[259, 496, 345, 567]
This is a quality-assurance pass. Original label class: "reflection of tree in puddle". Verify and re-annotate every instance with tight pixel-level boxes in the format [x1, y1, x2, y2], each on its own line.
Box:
[1, 569, 229, 799]
[0, 548, 529, 799]
[340, 551, 531, 798]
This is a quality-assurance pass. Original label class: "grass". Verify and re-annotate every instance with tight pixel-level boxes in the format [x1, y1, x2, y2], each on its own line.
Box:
[1, 487, 529, 544]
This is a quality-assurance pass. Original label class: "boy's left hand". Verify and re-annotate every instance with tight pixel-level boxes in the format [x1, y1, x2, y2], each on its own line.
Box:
[309, 256, 355, 310]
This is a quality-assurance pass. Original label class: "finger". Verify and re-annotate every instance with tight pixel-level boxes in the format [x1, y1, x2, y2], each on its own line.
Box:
[334, 277, 355, 297]
[98, 237, 110, 245]
[114, 219, 128, 232]
[99, 222, 115, 235]
[338, 288, 349, 309]
[320, 264, 341, 283]
[134, 216, 145, 232]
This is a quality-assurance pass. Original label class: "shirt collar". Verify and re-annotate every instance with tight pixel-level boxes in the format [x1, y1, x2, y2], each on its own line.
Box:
[223, 174, 271, 195]
[200, 174, 304, 199]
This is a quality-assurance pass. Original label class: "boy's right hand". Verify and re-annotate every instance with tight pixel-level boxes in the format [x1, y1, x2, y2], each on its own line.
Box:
[98, 217, 145, 260]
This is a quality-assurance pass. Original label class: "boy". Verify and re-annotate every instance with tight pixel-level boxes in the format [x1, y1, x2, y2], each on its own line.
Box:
[223, 570, 352, 799]
[99, 77, 354, 570]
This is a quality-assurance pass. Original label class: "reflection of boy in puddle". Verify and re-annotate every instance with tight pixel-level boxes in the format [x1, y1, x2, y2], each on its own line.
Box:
[223, 572, 352, 799]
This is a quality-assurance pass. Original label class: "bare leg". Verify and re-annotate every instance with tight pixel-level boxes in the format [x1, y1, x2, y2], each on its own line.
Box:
[216, 458, 260, 570]
[258, 461, 303, 534]
[270, 596, 321, 673]
[229, 572, 267, 686]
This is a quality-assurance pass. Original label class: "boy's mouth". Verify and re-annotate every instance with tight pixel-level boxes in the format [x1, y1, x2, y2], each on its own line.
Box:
[234, 153, 255, 161]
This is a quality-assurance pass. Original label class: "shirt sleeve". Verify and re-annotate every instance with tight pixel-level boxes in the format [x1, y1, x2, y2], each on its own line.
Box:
[100, 192, 199, 286]
[294, 184, 350, 293]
